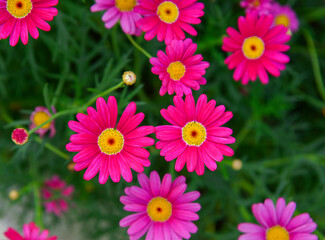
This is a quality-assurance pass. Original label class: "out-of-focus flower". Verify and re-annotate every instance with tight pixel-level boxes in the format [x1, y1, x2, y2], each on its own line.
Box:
[232, 159, 243, 171]
[4, 222, 57, 240]
[122, 71, 136, 85]
[222, 13, 291, 84]
[150, 38, 209, 96]
[42, 175, 74, 216]
[12, 128, 29, 145]
[240, 0, 273, 15]
[120, 171, 201, 240]
[9, 190, 19, 200]
[90, 0, 142, 36]
[271, 3, 299, 33]
[30, 106, 56, 138]
[156, 94, 235, 175]
[66, 96, 155, 184]
[0, 0, 58, 46]
[238, 198, 318, 240]
[135, 0, 204, 44]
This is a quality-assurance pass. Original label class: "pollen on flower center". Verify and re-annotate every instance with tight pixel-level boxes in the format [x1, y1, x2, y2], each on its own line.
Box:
[275, 14, 290, 28]
[242, 36, 265, 60]
[167, 61, 186, 81]
[33, 111, 51, 129]
[182, 121, 207, 146]
[157, 1, 179, 24]
[147, 197, 172, 222]
[7, 0, 32, 18]
[266, 226, 289, 240]
[98, 128, 124, 155]
[115, 0, 136, 12]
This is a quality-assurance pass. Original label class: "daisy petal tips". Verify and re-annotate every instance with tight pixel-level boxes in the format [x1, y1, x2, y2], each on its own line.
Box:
[222, 13, 291, 85]
[150, 38, 209, 97]
[120, 171, 201, 240]
[238, 198, 318, 240]
[156, 94, 235, 175]
[0, 0, 58, 46]
[66, 96, 155, 184]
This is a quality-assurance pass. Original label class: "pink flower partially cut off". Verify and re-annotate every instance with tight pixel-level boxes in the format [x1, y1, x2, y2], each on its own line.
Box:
[240, 0, 273, 15]
[42, 175, 74, 216]
[4, 222, 57, 240]
[270, 3, 299, 33]
[0, 0, 58, 46]
[91, 0, 142, 36]
[156, 94, 235, 175]
[150, 38, 209, 96]
[222, 13, 291, 84]
[238, 198, 318, 240]
[120, 171, 201, 240]
[66, 96, 155, 184]
[29, 106, 56, 138]
[135, 0, 204, 44]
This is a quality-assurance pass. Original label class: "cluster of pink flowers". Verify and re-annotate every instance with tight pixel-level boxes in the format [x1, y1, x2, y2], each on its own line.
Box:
[6, 0, 319, 239]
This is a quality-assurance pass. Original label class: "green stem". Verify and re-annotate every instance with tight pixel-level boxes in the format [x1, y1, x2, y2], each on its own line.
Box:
[33, 181, 43, 229]
[27, 81, 125, 136]
[34, 136, 70, 161]
[51, 73, 67, 108]
[126, 34, 152, 59]
[303, 29, 325, 102]
[232, 117, 254, 151]
[169, 162, 176, 179]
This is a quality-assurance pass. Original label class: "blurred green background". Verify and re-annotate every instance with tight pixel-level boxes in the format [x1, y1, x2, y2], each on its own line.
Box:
[0, 0, 325, 239]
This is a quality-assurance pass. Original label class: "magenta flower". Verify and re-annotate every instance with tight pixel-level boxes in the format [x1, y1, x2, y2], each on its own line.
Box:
[238, 198, 318, 240]
[150, 38, 209, 96]
[156, 94, 235, 175]
[271, 3, 299, 33]
[29, 106, 56, 138]
[4, 222, 57, 240]
[90, 0, 142, 36]
[42, 175, 74, 216]
[120, 171, 201, 240]
[222, 13, 291, 84]
[135, 0, 204, 44]
[0, 0, 58, 46]
[11, 128, 29, 145]
[240, 0, 273, 15]
[66, 96, 155, 184]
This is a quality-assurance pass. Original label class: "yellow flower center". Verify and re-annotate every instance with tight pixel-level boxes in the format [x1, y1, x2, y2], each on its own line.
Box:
[266, 226, 289, 240]
[242, 36, 265, 60]
[157, 1, 179, 24]
[115, 0, 136, 12]
[182, 121, 207, 146]
[33, 111, 51, 129]
[275, 14, 290, 28]
[252, 0, 260, 7]
[167, 61, 186, 81]
[7, 0, 32, 19]
[98, 128, 124, 155]
[147, 197, 172, 222]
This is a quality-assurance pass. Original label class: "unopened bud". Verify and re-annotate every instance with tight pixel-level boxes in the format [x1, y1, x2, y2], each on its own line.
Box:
[67, 162, 76, 171]
[11, 128, 29, 145]
[232, 159, 243, 171]
[9, 190, 19, 200]
[122, 71, 136, 86]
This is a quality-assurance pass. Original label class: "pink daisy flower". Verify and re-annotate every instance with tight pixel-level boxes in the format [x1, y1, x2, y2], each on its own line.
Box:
[150, 38, 209, 96]
[42, 175, 74, 216]
[120, 171, 201, 240]
[156, 94, 235, 175]
[66, 96, 155, 184]
[238, 198, 318, 240]
[0, 0, 58, 46]
[4, 222, 57, 240]
[29, 106, 56, 138]
[240, 0, 273, 15]
[222, 13, 291, 84]
[90, 0, 142, 36]
[135, 0, 204, 44]
[271, 3, 299, 33]
[11, 128, 29, 145]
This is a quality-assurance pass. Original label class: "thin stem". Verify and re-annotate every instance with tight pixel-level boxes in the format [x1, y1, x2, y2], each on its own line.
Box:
[33, 181, 43, 229]
[34, 136, 70, 161]
[27, 81, 125, 136]
[126, 34, 152, 59]
[169, 162, 176, 179]
[303, 29, 325, 102]
[232, 117, 255, 151]
[51, 73, 67, 108]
